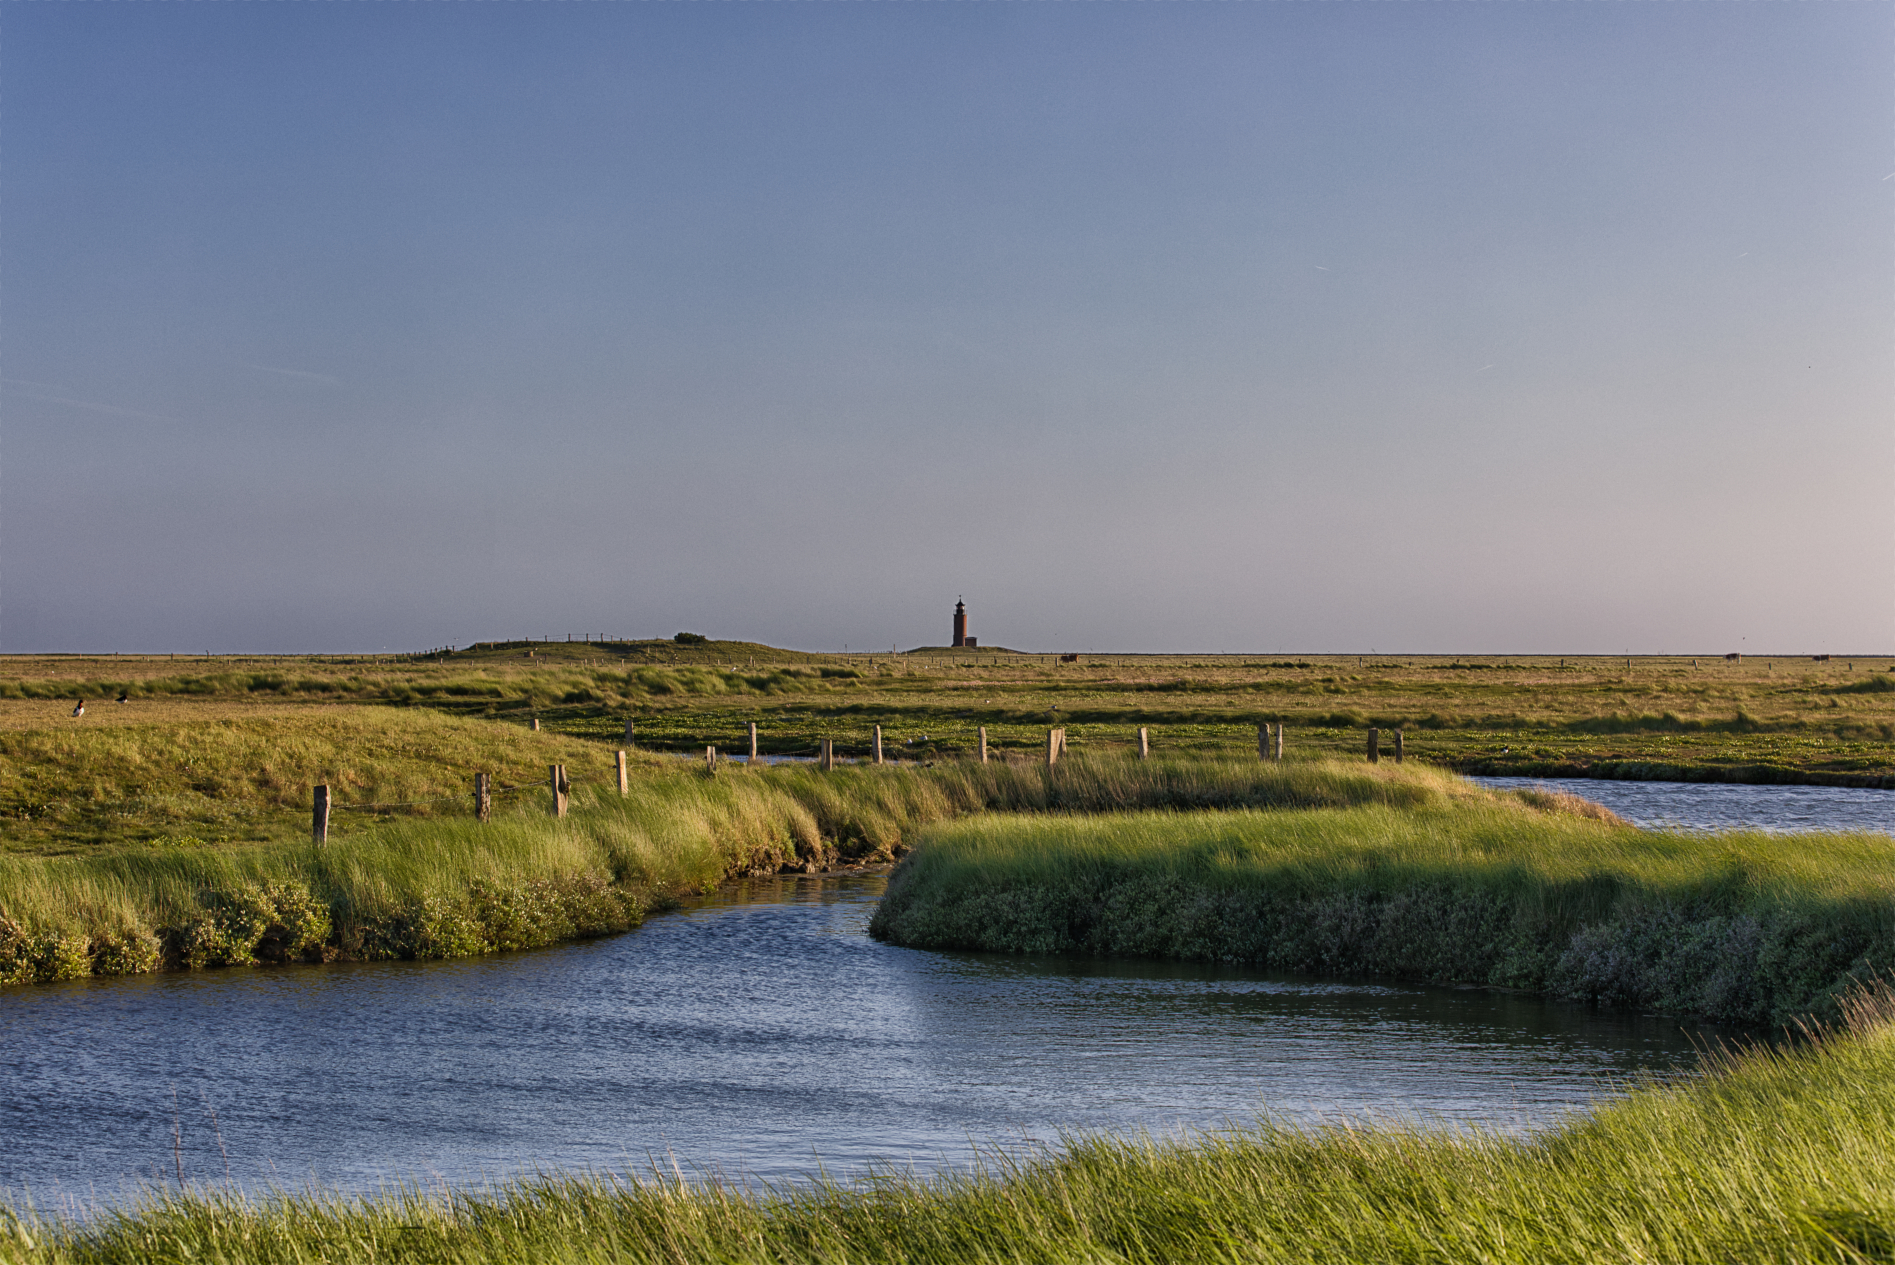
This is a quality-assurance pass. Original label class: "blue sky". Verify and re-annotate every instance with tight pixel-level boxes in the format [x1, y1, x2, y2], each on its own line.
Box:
[3, 2, 1888, 654]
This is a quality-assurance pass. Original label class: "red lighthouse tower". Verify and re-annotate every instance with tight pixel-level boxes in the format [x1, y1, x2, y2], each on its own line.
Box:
[952, 599, 968, 648]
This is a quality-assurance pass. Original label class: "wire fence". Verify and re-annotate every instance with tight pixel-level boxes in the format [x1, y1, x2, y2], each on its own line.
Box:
[329, 781, 545, 813]
[313, 717, 1259, 820]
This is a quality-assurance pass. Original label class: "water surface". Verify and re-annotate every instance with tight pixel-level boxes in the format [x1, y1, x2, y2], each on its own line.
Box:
[1472, 776, 1895, 835]
[2, 873, 1723, 1207]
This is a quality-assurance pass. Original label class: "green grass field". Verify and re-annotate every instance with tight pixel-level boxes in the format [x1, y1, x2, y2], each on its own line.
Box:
[1, 640, 1889, 858]
[3, 639, 1891, 996]
[18, 983, 1895, 1264]
[0, 708, 647, 854]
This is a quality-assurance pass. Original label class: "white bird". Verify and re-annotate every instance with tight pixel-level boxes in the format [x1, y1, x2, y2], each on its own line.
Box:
[70, 700, 85, 718]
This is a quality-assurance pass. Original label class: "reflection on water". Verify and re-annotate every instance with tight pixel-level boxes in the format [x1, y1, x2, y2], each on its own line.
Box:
[1473, 776, 1895, 835]
[0, 873, 1724, 1206]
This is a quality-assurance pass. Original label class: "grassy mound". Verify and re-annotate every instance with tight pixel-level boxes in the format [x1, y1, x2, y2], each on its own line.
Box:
[0, 708, 638, 853]
[870, 772, 1895, 1025]
[23, 988, 1895, 1263]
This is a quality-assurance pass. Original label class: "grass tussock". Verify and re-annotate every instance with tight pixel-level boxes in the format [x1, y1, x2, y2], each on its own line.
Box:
[871, 787, 1895, 1025]
[19, 985, 1895, 1264]
[0, 755, 1450, 986]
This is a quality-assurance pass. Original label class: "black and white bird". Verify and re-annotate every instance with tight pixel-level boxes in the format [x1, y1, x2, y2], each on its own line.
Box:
[116, 690, 129, 703]
[70, 700, 86, 718]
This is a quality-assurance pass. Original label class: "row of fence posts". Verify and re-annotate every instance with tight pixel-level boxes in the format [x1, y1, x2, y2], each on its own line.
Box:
[1257, 724, 1285, 762]
[1364, 727, 1404, 764]
[309, 723, 1401, 841]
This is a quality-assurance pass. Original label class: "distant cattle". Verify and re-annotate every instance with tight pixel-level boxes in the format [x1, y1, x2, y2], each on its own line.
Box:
[1813, 654, 1832, 662]
[1059, 654, 1080, 663]
[1724, 652, 1742, 661]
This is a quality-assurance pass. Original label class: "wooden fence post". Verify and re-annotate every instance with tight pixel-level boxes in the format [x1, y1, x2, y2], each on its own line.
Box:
[624, 718, 635, 746]
[475, 773, 491, 823]
[978, 726, 989, 764]
[749, 722, 759, 763]
[1258, 724, 1269, 761]
[530, 716, 541, 732]
[550, 764, 569, 817]
[1394, 730, 1405, 763]
[1275, 724, 1285, 761]
[873, 724, 884, 765]
[1367, 728, 1380, 764]
[1138, 727, 1149, 759]
[819, 738, 834, 771]
[615, 751, 629, 796]
[706, 746, 718, 774]
[312, 784, 330, 844]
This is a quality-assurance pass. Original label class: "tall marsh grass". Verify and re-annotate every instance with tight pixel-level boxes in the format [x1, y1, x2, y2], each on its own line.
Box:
[872, 788, 1895, 1024]
[20, 986, 1895, 1263]
[0, 755, 1445, 986]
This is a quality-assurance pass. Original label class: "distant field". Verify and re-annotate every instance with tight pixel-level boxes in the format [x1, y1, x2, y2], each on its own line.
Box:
[0, 640, 1890, 855]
